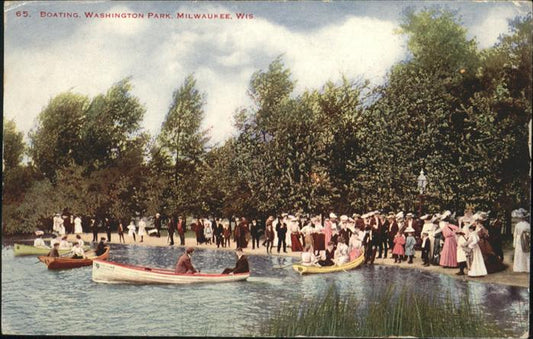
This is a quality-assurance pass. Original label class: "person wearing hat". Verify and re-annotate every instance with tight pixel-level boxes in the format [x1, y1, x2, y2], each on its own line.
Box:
[404, 226, 416, 264]
[391, 231, 406, 263]
[353, 214, 365, 231]
[473, 212, 506, 273]
[90, 218, 98, 243]
[177, 216, 186, 246]
[455, 228, 469, 275]
[127, 219, 137, 243]
[95, 237, 107, 256]
[386, 213, 399, 257]
[420, 232, 431, 266]
[289, 216, 303, 252]
[74, 215, 83, 235]
[154, 213, 162, 238]
[222, 248, 249, 274]
[334, 237, 350, 266]
[117, 220, 126, 243]
[420, 215, 436, 263]
[512, 209, 530, 272]
[338, 215, 352, 247]
[467, 224, 487, 277]
[458, 204, 475, 229]
[59, 235, 72, 250]
[175, 247, 198, 274]
[438, 211, 459, 268]
[33, 231, 47, 248]
[275, 217, 288, 253]
[264, 218, 275, 254]
[370, 211, 386, 259]
[318, 241, 336, 267]
[47, 242, 61, 258]
[250, 219, 261, 250]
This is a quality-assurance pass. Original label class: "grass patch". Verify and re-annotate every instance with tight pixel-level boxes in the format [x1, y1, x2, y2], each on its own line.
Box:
[256, 284, 511, 337]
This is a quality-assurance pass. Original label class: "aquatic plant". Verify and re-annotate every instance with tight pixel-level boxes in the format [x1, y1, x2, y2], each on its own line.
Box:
[257, 284, 511, 337]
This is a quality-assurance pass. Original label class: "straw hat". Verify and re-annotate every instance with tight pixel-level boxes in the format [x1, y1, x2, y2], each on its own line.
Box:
[404, 226, 416, 233]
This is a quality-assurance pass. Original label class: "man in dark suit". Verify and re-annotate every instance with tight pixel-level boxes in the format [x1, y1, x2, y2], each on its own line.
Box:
[104, 217, 112, 242]
[222, 248, 249, 274]
[91, 218, 98, 242]
[168, 215, 176, 246]
[154, 213, 162, 237]
[250, 219, 261, 249]
[276, 219, 288, 253]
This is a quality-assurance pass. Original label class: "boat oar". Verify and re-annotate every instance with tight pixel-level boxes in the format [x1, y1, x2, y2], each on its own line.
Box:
[273, 261, 301, 269]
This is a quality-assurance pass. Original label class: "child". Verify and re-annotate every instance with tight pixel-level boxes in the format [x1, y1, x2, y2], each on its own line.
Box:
[264, 222, 274, 254]
[421, 232, 431, 266]
[404, 228, 416, 264]
[392, 231, 405, 263]
[456, 229, 469, 275]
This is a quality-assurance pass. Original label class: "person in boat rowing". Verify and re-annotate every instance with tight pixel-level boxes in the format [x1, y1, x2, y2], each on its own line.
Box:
[95, 237, 107, 256]
[47, 243, 60, 257]
[175, 247, 198, 274]
[71, 242, 86, 259]
[222, 248, 249, 274]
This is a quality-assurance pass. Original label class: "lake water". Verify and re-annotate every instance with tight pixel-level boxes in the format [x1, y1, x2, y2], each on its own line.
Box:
[1, 241, 529, 336]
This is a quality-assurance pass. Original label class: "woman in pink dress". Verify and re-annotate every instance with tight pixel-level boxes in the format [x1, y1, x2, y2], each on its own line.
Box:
[392, 231, 405, 263]
[439, 211, 459, 268]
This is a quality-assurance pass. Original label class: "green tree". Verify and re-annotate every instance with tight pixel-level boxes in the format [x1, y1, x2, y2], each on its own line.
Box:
[158, 74, 210, 215]
[29, 92, 89, 182]
[3, 119, 25, 171]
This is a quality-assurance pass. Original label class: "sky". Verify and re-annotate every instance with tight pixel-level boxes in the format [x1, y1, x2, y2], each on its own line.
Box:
[3, 1, 532, 146]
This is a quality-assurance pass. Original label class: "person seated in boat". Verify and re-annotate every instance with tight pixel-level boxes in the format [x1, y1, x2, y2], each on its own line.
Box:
[175, 247, 198, 274]
[301, 245, 319, 266]
[222, 248, 249, 274]
[348, 229, 363, 260]
[95, 237, 107, 256]
[70, 242, 86, 259]
[47, 242, 60, 257]
[317, 241, 336, 267]
[58, 236, 72, 250]
[334, 238, 350, 266]
[75, 234, 84, 247]
[33, 231, 48, 248]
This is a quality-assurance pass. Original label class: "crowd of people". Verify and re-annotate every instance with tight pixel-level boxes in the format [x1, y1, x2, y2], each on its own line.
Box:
[37, 205, 530, 275]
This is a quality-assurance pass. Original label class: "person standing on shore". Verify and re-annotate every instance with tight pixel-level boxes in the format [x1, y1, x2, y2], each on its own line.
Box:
[154, 213, 162, 238]
[392, 231, 405, 263]
[404, 227, 416, 264]
[467, 224, 487, 277]
[512, 209, 530, 273]
[177, 216, 185, 246]
[127, 220, 136, 243]
[74, 215, 83, 235]
[168, 215, 176, 246]
[250, 219, 261, 250]
[223, 220, 232, 248]
[117, 221, 125, 243]
[439, 211, 459, 268]
[420, 232, 431, 266]
[276, 220, 288, 253]
[138, 217, 146, 243]
[175, 247, 197, 274]
[105, 217, 112, 242]
[91, 218, 98, 242]
[264, 220, 275, 254]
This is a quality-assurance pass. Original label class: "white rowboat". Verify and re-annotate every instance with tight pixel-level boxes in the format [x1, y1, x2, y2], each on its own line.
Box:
[92, 259, 250, 284]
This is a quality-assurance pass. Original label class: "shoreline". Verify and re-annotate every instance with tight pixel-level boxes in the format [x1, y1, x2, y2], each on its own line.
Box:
[6, 232, 529, 288]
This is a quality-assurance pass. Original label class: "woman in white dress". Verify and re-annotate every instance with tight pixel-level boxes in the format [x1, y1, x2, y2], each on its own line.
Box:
[138, 218, 146, 242]
[203, 220, 213, 245]
[127, 220, 137, 242]
[513, 209, 530, 273]
[467, 225, 487, 277]
[334, 238, 350, 265]
[301, 245, 319, 266]
[74, 216, 83, 234]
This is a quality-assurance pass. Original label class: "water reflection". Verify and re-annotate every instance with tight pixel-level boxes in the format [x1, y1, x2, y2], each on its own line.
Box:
[1, 243, 529, 336]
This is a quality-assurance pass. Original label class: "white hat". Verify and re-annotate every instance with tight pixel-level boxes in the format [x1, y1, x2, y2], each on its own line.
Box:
[329, 213, 337, 219]
[440, 210, 452, 220]
[512, 208, 530, 218]
[281, 213, 288, 217]
[374, 210, 381, 215]
[395, 211, 404, 219]
[35, 230, 44, 236]
[348, 217, 355, 222]
[431, 214, 440, 223]
[340, 215, 348, 222]
[473, 212, 488, 221]
[420, 214, 430, 220]
[352, 213, 361, 218]
[406, 212, 414, 217]
[404, 226, 416, 233]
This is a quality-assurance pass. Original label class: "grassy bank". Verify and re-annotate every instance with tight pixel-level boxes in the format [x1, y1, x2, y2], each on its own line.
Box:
[257, 285, 512, 338]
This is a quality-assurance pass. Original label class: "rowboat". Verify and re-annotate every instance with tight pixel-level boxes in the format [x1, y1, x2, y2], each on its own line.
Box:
[38, 247, 110, 270]
[292, 249, 365, 275]
[13, 243, 90, 256]
[92, 259, 250, 284]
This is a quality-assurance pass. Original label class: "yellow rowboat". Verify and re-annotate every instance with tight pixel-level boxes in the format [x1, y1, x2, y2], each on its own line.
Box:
[292, 249, 365, 275]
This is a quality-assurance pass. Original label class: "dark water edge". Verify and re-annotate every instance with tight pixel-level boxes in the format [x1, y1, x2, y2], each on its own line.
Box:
[1, 240, 530, 337]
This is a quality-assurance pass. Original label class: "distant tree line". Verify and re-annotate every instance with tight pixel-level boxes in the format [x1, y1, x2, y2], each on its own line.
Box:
[2, 9, 531, 235]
